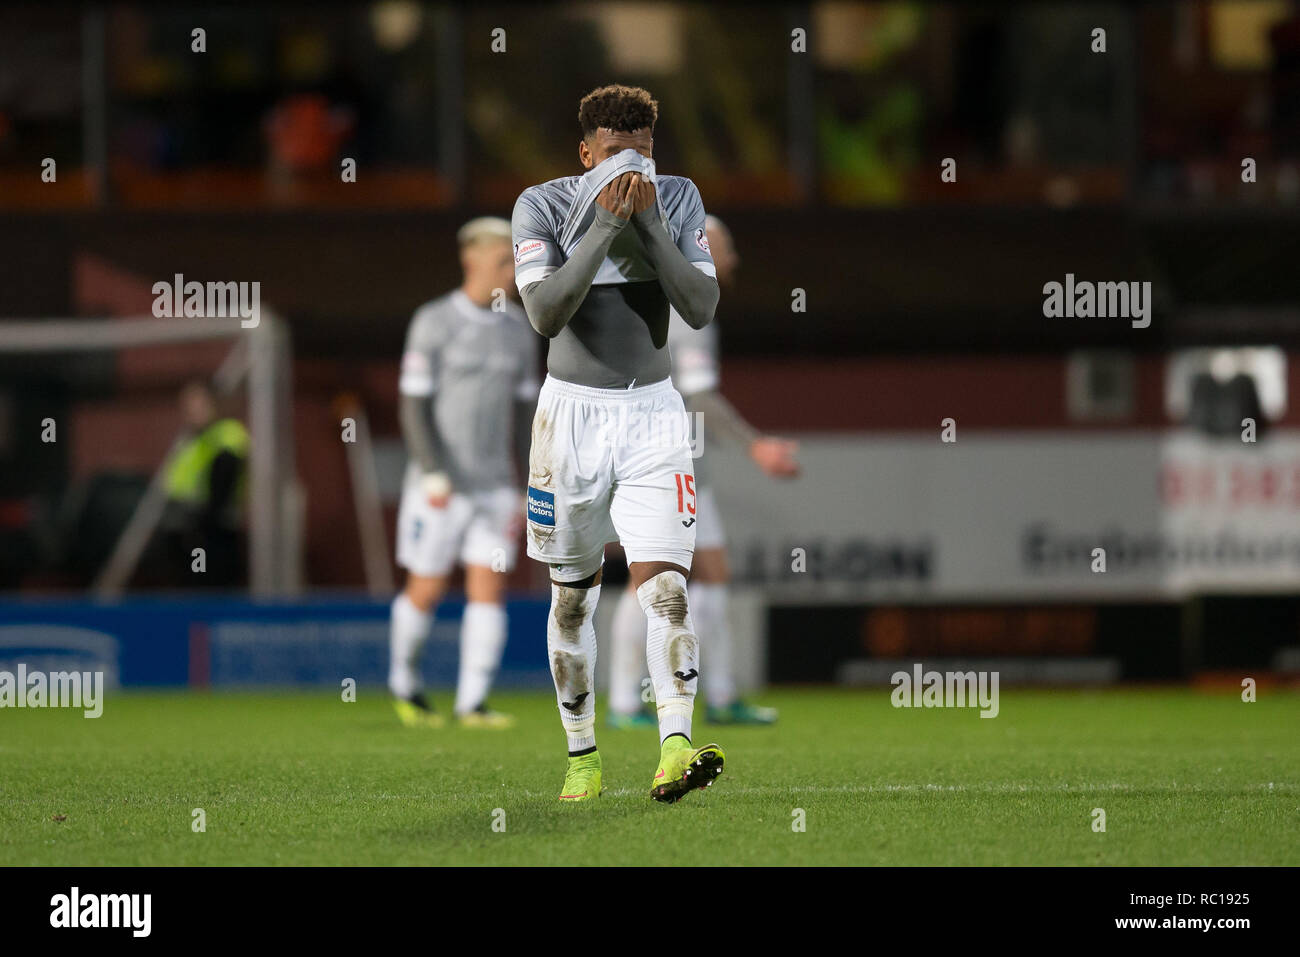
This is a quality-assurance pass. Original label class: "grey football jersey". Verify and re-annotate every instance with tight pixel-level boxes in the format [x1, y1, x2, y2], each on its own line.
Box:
[399, 289, 540, 492]
[668, 305, 720, 485]
[667, 305, 720, 398]
[512, 173, 715, 389]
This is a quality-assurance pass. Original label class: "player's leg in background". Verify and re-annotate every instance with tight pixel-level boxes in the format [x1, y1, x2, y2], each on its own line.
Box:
[689, 543, 777, 726]
[454, 487, 521, 727]
[389, 571, 448, 723]
[608, 577, 652, 725]
[690, 546, 734, 708]
[390, 483, 471, 725]
[454, 564, 511, 725]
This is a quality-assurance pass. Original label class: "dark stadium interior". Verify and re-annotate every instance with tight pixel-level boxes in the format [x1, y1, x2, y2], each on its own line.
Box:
[3, 2, 1299, 602]
[1, 0, 1299, 877]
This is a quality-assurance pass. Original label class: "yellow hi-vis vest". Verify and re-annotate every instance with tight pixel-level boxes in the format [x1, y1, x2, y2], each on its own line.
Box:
[164, 418, 250, 506]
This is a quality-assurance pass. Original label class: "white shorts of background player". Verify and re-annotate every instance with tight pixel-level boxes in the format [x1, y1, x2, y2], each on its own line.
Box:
[396, 481, 521, 577]
[692, 483, 724, 551]
[526, 375, 697, 582]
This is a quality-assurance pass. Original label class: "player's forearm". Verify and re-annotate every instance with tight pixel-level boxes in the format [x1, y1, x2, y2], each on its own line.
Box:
[513, 398, 536, 484]
[631, 207, 719, 330]
[520, 207, 626, 338]
[398, 393, 445, 476]
[685, 389, 759, 448]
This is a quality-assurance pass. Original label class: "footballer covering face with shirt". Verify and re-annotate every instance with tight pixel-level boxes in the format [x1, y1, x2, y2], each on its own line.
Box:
[511, 84, 724, 803]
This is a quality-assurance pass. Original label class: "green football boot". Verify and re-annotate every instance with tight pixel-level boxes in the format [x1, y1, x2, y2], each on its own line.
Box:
[393, 693, 444, 729]
[457, 702, 516, 729]
[706, 700, 778, 726]
[650, 737, 725, 803]
[607, 706, 657, 730]
[559, 751, 603, 802]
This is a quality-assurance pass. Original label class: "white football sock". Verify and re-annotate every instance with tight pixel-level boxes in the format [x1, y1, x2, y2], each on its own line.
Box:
[388, 592, 432, 699]
[638, 570, 697, 744]
[691, 582, 735, 709]
[454, 601, 507, 715]
[609, 585, 649, 716]
[547, 582, 601, 752]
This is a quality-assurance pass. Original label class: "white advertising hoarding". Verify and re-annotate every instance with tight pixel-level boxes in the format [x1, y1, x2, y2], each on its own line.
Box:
[707, 429, 1300, 600]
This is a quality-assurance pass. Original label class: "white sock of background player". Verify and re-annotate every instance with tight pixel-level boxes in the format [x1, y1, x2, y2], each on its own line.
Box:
[388, 593, 432, 699]
[454, 602, 507, 715]
[638, 570, 698, 744]
[547, 582, 601, 753]
[609, 585, 649, 716]
[690, 582, 735, 709]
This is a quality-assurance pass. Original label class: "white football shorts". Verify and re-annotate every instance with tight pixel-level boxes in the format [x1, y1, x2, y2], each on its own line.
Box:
[525, 375, 697, 582]
[692, 483, 726, 551]
[396, 475, 522, 577]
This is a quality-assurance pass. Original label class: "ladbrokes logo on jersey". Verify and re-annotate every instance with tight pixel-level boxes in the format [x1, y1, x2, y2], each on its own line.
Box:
[514, 239, 546, 264]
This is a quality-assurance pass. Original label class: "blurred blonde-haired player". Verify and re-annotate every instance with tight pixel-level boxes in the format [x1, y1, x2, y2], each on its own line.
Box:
[388, 217, 540, 729]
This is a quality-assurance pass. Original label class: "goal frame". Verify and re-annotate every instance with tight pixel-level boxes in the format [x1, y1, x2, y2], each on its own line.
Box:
[0, 313, 301, 597]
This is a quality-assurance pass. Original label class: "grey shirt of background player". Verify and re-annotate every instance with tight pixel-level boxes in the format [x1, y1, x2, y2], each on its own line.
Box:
[668, 306, 758, 487]
[511, 173, 716, 389]
[398, 290, 540, 493]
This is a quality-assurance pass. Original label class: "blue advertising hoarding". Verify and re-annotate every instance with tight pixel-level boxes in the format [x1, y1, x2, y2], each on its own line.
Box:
[0, 596, 553, 689]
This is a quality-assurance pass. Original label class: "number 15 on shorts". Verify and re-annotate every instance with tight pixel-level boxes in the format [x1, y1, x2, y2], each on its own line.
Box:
[675, 473, 696, 517]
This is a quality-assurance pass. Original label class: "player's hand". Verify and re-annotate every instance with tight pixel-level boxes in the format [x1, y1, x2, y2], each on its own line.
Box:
[749, 437, 800, 478]
[596, 172, 641, 221]
[421, 472, 452, 509]
[629, 173, 656, 216]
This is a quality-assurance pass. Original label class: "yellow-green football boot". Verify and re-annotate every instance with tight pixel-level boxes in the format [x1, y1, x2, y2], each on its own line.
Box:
[457, 703, 516, 729]
[559, 751, 603, 802]
[393, 693, 444, 729]
[650, 737, 725, 803]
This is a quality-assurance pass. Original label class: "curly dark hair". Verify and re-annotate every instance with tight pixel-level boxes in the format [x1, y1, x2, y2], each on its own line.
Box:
[577, 84, 658, 138]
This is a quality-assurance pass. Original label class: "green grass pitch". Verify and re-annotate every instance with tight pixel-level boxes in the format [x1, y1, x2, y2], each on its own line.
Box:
[2, 687, 1296, 866]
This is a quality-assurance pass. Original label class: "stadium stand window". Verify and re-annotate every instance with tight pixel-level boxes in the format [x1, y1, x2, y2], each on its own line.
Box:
[1166, 347, 1286, 438]
[1066, 351, 1137, 422]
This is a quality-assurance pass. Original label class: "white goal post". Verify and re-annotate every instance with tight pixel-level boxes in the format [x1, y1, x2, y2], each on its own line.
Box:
[0, 313, 302, 597]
